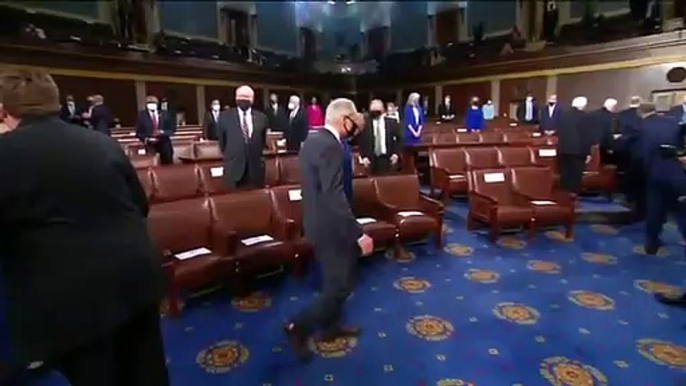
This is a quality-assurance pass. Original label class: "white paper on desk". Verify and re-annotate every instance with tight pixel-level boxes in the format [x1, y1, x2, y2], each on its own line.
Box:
[449, 174, 464, 179]
[538, 149, 556, 157]
[532, 133, 542, 137]
[129, 131, 136, 135]
[483, 172, 505, 183]
[175, 247, 212, 260]
[509, 123, 518, 127]
[241, 234, 274, 246]
[457, 128, 467, 133]
[277, 149, 287, 154]
[531, 200, 555, 205]
[288, 189, 302, 201]
[276, 139, 287, 147]
[613, 134, 622, 139]
[398, 211, 424, 217]
[137, 149, 146, 155]
[210, 166, 224, 177]
[356, 217, 376, 225]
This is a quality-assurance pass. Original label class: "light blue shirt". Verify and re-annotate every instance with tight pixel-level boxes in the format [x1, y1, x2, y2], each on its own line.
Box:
[482, 104, 495, 120]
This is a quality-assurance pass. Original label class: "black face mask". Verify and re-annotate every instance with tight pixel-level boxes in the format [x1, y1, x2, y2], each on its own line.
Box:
[548, 102, 555, 106]
[471, 102, 478, 106]
[344, 116, 359, 138]
[369, 110, 382, 119]
[237, 99, 251, 112]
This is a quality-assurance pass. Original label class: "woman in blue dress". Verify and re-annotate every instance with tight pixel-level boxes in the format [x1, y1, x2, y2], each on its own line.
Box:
[465, 96, 485, 132]
[402, 92, 424, 145]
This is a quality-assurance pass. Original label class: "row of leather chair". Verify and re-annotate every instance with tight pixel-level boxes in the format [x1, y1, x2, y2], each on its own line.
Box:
[146, 172, 444, 315]
[468, 166, 576, 241]
[425, 130, 549, 145]
[429, 145, 615, 202]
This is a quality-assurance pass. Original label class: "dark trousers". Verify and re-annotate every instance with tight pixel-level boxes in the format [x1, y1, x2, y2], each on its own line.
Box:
[371, 155, 393, 175]
[293, 243, 359, 334]
[621, 156, 646, 218]
[149, 137, 174, 165]
[52, 305, 169, 386]
[558, 154, 586, 193]
[646, 177, 686, 250]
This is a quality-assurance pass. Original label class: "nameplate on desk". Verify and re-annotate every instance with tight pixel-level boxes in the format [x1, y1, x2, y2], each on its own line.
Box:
[483, 172, 505, 183]
[457, 128, 467, 133]
[137, 149, 146, 155]
[538, 149, 556, 157]
[241, 234, 274, 246]
[210, 167, 224, 177]
[613, 134, 622, 139]
[277, 149, 287, 154]
[356, 217, 376, 225]
[449, 174, 464, 179]
[397, 211, 424, 217]
[288, 189, 302, 201]
[175, 247, 212, 260]
[532, 133, 542, 137]
[531, 200, 555, 205]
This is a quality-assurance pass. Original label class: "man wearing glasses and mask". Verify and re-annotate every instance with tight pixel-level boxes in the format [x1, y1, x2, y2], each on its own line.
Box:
[358, 99, 401, 175]
[284, 99, 373, 362]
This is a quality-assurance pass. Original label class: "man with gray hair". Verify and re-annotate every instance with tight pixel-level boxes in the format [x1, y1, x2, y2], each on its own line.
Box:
[285, 94, 308, 152]
[590, 98, 618, 164]
[556, 96, 593, 193]
[284, 98, 373, 361]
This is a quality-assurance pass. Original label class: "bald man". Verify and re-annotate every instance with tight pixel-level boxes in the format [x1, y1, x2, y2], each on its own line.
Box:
[358, 99, 401, 175]
[217, 85, 269, 188]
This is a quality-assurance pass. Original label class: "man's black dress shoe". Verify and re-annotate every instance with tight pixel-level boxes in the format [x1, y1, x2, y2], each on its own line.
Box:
[283, 323, 313, 362]
[655, 292, 686, 307]
[320, 325, 362, 342]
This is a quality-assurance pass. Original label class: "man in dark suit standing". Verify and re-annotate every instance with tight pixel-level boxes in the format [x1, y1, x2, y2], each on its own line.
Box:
[58, 94, 81, 125]
[539, 94, 562, 135]
[85, 94, 112, 136]
[135, 95, 177, 165]
[516, 92, 539, 124]
[0, 69, 168, 385]
[617, 96, 646, 218]
[359, 99, 401, 175]
[557, 96, 593, 193]
[265, 93, 287, 132]
[590, 98, 618, 164]
[670, 95, 686, 124]
[218, 85, 268, 189]
[285, 95, 308, 152]
[437, 95, 456, 122]
[284, 98, 374, 361]
[203, 99, 221, 140]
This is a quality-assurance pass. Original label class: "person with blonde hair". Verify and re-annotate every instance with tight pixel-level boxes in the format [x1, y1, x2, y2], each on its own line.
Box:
[402, 92, 424, 145]
[0, 69, 169, 385]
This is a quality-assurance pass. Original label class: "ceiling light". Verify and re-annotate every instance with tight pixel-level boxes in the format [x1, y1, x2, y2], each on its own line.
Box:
[346, 0, 355, 4]
[327, 0, 335, 4]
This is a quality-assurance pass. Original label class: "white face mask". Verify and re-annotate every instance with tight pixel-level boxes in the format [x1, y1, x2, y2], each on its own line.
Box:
[288, 103, 296, 110]
[526, 97, 533, 102]
[147, 103, 157, 111]
[211, 104, 220, 111]
[444, 98, 451, 104]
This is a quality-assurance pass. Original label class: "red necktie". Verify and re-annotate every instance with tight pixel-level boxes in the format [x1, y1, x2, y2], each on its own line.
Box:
[151, 113, 160, 136]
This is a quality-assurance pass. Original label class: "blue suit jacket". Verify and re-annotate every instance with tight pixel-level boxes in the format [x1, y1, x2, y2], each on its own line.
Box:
[641, 114, 684, 182]
[402, 105, 424, 144]
[342, 139, 353, 203]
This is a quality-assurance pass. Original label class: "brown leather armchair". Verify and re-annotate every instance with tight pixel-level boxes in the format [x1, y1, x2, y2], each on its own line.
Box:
[278, 155, 301, 185]
[136, 167, 153, 201]
[264, 156, 280, 187]
[432, 132, 457, 144]
[497, 147, 534, 167]
[351, 178, 399, 252]
[172, 141, 194, 164]
[130, 154, 159, 169]
[148, 197, 236, 316]
[510, 166, 575, 238]
[465, 147, 500, 170]
[197, 162, 233, 196]
[582, 145, 616, 197]
[210, 189, 299, 278]
[532, 146, 560, 186]
[268, 185, 312, 275]
[456, 132, 480, 144]
[150, 164, 203, 203]
[479, 132, 504, 145]
[429, 148, 468, 202]
[371, 174, 444, 247]
[467, 168, 534, 241]
[193, 141, 222, 159]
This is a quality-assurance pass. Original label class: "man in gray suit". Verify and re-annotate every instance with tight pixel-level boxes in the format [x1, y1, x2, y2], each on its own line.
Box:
[284, 98, 374, 361]
[218, 85, 268, 188]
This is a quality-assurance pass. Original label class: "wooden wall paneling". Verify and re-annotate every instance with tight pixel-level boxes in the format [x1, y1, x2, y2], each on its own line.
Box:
[145, 82, 198, 125]
[51, 75, 138, 126]
[253, 87, 264, 111]
[417, 86, 434, 116]
[435, 9, 458, 46]
[442, 82, 492, 112]
[556, 62, 686, 109]
[204, 85, 236, 111]
[499, 76, 547, 117]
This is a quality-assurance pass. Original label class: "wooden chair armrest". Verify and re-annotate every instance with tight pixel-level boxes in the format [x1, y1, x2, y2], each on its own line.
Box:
[419, 195, 445, 216]
[211, 226, 238, 257]
[272, 216, 299, 241]
[469, 191, 498, 205]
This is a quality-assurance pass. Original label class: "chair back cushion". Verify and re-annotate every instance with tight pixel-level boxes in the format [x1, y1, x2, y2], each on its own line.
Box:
[471, 168, 513, 204]
[269, 185, 303, 228]
[431, 148, 466, 174]
[210, 189, 273, 235]
[465, 147, 499, 170]
[373, 174, 420, 208]
[510, 166, 553, 199]
[150, 164, 202, 203]
[197, 162, 233, 195]
[148, 197, 212, 253]
[497, 147, 534, 167]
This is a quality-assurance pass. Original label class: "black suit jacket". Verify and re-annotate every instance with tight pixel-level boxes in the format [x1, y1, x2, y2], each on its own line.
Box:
[516, 100, 539, 123]
[539, 104, 562, 131]
[203, 110, 221, 140]
[589, 108, 615, 150]
[58, 103, 82, 125]
[218, 108, 268, 187]
[300, 129, 362, 246]
[265, 103, 287, 132]
[437, 103, 456, 121]
[557, 108, 593, 157]
[670, 105, 686, 123]
[286, 108, 308, 152]
[90, 104, 112, 135]
[134, 109, 177, 141]
[0, 115, 162, 361]
[359, 115, 401, 160]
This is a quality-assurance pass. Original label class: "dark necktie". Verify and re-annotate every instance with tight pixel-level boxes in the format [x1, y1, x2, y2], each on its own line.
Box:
[241, 111, 249, 142]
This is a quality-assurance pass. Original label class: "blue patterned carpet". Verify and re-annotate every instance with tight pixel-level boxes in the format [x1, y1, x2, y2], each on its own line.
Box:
[162, 199, 686, 386]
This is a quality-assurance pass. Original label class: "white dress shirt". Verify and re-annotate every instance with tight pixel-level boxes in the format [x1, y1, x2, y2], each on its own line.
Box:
[412, 107, 420, 124]
[238, 108, 254, 138]
[290, 107, 299, 121]
[547, 104, 555, 118]
[212, 110, 219, 122]
[525, 101, 533, 121]
[373, 117, 387, 155]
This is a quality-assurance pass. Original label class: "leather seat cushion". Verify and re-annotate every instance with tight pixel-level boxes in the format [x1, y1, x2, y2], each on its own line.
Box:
[393, 213, 437, 239]
[532, 204, 570, 222]
[174, 253, 224, 287]
[361, 221, 396, 243]
[236, 238, 295, 270]
[495, 205, 534, 224]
